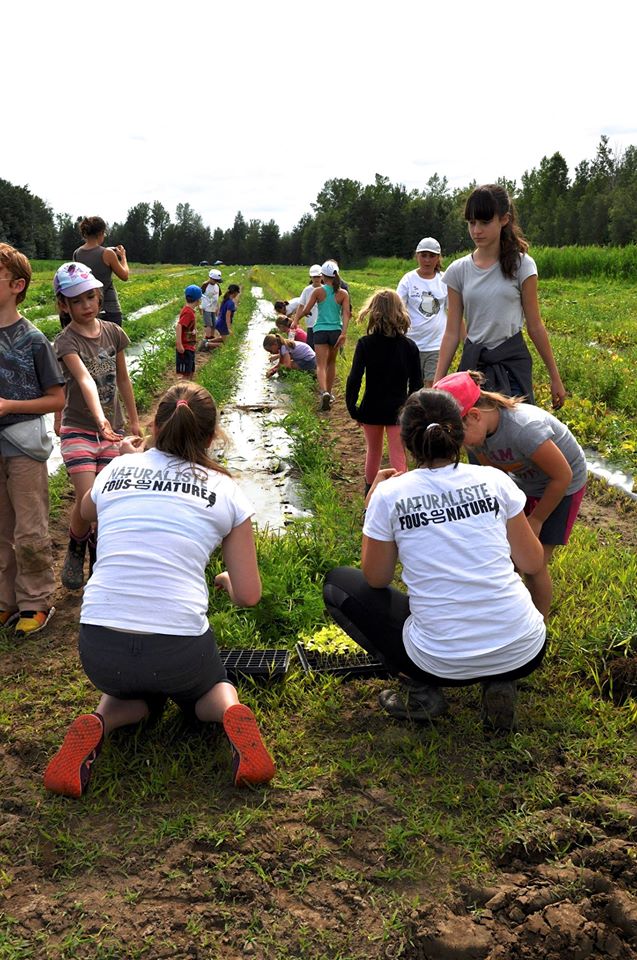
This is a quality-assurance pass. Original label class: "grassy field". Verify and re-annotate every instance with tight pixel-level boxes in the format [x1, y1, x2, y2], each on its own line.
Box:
[0, 258, 636, 958]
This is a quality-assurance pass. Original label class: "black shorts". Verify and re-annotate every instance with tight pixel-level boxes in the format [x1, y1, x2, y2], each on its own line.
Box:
[313, 329, 341, 347]
[79, 623, 229, 709]
[176, 349, 196, 374]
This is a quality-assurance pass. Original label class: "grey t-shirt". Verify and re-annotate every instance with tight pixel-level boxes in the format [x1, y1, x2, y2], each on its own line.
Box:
[0, 316, 64, 457]
[443, 253, 537, 348]
[471, 404, 587, 497]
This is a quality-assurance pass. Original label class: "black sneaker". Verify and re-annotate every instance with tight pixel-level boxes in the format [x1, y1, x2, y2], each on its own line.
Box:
[481, 681, 517, 731]
[320, 392, 331, 411]
[378, 683, 448, 720]
[61, 536, 87, 590]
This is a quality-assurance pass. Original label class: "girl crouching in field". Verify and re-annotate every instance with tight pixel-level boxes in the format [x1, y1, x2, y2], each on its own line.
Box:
[324, 388, 546, 731]
[434, 370, 587, 620]
[346, 289, 422, 495]
[263, 333, 316, 378]
[44, 382, 276, 798]
[53, 263, 140, 591]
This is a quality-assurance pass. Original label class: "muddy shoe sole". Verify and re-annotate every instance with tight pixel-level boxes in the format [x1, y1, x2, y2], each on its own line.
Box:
[378, 686, 449, 720]
[44, 713, 104, 798]
[320, 392, 331, 412]
[482, 681, 517, 731]
[223, 704, 276, 787]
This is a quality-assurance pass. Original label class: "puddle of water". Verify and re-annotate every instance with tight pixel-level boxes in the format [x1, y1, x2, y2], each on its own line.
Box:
[217, 288, 311, 532]
[584, 448, 637, 500]
[127, 300, 176, 322]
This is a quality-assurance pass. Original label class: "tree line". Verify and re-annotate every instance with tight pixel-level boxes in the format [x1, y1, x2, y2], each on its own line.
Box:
[2, 137, 636, 265]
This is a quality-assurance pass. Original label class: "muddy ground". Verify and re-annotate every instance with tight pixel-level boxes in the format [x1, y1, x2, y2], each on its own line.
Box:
[1, 368, 637, 959]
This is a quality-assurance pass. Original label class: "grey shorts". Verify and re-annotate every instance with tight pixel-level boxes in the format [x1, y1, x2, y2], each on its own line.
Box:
[79, 623, 229, 708]
[313, 329, 341, 347]
[419, 350, 440, 384]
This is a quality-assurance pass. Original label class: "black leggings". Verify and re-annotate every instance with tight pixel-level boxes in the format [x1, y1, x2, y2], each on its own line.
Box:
[323, 567, 546, 688]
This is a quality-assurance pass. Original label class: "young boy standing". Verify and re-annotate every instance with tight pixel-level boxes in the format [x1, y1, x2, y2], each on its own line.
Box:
[176, 284, 201, 380]
[0, 244, 65, 636]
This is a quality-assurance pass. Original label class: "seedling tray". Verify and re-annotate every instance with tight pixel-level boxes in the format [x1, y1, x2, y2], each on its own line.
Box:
[295, 642, 388, 680]
[219, 649, 290, 681]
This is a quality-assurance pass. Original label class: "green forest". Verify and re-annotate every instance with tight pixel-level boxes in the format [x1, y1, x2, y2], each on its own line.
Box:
[3, 136, 637, 266]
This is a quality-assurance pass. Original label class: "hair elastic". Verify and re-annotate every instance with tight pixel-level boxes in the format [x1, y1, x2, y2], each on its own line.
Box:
[176, 399, 189, 408]
[426, 422, 440, 432]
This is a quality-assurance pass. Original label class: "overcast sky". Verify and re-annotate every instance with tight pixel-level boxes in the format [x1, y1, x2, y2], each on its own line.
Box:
[5, 0, 636, 234]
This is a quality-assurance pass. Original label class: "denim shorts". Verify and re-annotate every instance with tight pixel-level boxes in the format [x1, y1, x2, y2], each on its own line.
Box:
[79, 623, 228, 708]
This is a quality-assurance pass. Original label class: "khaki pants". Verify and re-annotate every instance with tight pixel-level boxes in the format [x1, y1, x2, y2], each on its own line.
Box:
[0, 455, 54, 612]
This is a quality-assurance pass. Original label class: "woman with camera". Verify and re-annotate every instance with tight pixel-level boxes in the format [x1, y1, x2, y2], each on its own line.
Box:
[73, 216, 129, 326]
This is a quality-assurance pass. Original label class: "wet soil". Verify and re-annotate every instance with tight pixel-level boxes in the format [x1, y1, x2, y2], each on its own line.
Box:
[1, 371, 636, 959]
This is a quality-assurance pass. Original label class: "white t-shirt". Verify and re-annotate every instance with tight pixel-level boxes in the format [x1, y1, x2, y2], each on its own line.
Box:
[396, 270, 448, 352]
[443, 253, 537, 348]
[298, 284, 319, 329]
[202, 282, 220, 313]
[286, 297, 301, 317]
[363, 463, 545, 678]
[81, 448, 253, 635]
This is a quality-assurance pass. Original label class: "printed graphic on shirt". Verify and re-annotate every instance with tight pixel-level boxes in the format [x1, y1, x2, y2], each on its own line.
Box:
[80, 347, 118, 418]
[102, 460, 219, 507]
[415, 289, 441, 319]
[0, 322, 54, 406]
[474, 448, 538, 483]
[393, 480, 500, 530]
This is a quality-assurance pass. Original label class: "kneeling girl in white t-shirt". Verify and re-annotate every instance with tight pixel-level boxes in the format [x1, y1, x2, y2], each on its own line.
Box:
[323, 387, 546, 731]
[44, 383, 276, 798]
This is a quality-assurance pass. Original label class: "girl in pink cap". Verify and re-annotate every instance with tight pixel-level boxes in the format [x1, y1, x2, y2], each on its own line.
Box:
[53, 262, 140, 592]
[434, 370, 586, 620]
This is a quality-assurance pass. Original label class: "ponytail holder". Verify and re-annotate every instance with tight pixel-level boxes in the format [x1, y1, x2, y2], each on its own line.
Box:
[426, 422, 440, 432]
[176, 399, 189, 408]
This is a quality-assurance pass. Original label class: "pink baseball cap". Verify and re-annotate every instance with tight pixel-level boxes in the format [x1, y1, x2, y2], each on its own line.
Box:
[433, 372, 481, 416]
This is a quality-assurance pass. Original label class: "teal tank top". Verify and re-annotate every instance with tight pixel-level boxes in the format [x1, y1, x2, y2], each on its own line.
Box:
[315, 285, 342, 331]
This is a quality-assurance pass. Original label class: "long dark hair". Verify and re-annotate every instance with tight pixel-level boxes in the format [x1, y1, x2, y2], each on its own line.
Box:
[154, 383, 229, 476]
[221, 283, 240, 307]
[400, 390, 464, 468]
[464, 184, 528, 279]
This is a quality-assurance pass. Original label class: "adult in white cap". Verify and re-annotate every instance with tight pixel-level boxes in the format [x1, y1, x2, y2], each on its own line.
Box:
[397, 237, 447, 386]
[293, 265, 323, 349]
[295, 260, 350, 411]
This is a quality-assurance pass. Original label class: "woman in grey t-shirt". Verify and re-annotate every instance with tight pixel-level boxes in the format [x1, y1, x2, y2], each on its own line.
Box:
[434, 184, 565, 409]
[73, 216, 129, 325]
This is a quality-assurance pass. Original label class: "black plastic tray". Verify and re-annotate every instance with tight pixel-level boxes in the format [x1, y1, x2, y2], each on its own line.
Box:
[295, 642, 388, 680]
[219, 649, 290, 681]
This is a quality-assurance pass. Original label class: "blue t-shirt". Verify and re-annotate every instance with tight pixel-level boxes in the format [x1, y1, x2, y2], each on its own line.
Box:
[216, 299, 236, 333]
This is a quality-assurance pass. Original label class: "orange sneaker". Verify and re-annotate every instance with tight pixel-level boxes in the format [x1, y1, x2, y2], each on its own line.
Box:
[0, 610, 19, 629]
[222, 704, 276, 788]
[14, 608, 55, 638]
[44, 713, 104, 798]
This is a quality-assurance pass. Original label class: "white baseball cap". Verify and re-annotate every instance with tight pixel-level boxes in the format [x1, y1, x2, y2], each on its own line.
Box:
[208, 269, 223, 280]
[309, 264, 322, 277]
[415, 237, 441, 255]
[320, 260, 339, 277]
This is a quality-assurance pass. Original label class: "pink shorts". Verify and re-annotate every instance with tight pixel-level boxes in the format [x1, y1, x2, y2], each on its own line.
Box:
[525, 484, 586, 546]
[60, 427, 121, 476]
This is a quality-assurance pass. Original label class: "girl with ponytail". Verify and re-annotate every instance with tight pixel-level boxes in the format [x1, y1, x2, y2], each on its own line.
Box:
[323, 387, 546, 732]
[434, 184, 566, 409]
[45, 382, 275, 799]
